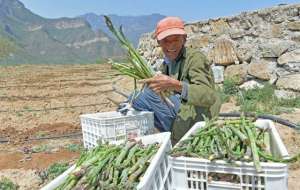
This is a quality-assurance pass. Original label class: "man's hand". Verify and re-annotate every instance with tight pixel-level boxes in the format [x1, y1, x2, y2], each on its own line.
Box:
[140, 74, 182, 94]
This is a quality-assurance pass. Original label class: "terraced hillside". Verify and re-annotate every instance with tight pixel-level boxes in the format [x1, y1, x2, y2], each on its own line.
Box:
[0, 64, 132, 189]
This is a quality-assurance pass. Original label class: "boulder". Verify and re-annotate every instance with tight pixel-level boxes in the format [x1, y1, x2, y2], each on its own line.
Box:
[276, 74, 300, 92]
[291, 33, 300, 42]
[287, 21, 300, 31]
[210, 19, 230, 35]
[248, 59, 277, 80]
[210, 38, 239, 66]
[271, 24, 283, 38]
[277, 49, 300, 66]
[283, 62, 300, 73]
[236, 43, 255, 62]
[211, 65, 225, 83]
[258, 39, 296, 58]
[229, 29, 246, 39]
[275, 67, 292, 77]
[224, 63, 248, 84]
[239, 80, 264, 91]
[186, 35, 210, 49]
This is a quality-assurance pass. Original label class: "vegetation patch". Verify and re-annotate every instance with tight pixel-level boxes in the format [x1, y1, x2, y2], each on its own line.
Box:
[65, 143, 84, 152]
[46, 162, 69, 180]
[0, 177, 19, 190]
[220, 80, 300, 114]
[32, 144, 50, 153]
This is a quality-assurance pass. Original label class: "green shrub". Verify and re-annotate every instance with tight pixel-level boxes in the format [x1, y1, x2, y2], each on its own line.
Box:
[219, 77, 299, 114]
[66, 143, 84, 152]
[0, 177, 19, 190]
[236, 84, 278, 114]
[0, 37, 15, 59]
[223, 77, 239, 96]
[278, 97, 300, 108]
[236, 83, 300, 114]
[46, 162, 69, 180]
[218, 78, 240, 103]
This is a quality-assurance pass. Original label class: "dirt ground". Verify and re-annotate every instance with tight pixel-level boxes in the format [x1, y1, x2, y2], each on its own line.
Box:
[0, 64, 299, 189]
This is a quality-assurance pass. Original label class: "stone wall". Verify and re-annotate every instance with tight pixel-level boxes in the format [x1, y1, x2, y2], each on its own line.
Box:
[138, 3, 300, 98]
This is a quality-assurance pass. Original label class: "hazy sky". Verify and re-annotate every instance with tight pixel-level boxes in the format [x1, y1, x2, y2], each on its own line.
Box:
[19, 0, 299, 22]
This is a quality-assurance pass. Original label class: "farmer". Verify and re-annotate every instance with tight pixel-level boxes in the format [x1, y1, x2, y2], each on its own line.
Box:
[122, 16, 221, 144]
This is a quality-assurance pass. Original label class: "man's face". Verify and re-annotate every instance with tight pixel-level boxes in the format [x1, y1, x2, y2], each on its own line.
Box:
[158, 35, 186, 61]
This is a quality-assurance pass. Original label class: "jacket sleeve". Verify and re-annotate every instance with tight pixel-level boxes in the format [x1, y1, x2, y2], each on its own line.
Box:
[186, 52, 219, 108]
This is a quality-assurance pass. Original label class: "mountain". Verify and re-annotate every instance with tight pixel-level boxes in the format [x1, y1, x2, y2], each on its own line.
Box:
[0, 0, 123, 64]
[79, 13, 165, 47]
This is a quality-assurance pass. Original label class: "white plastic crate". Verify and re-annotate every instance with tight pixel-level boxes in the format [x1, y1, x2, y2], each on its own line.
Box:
[80, 110, 154, 149]
[42, 132, 172, 190]
[170, 119, 289, 190]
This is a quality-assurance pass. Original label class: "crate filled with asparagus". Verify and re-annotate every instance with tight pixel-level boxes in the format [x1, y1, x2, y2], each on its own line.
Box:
[42, 132, 172, 190]
[170, 118, 299, 190]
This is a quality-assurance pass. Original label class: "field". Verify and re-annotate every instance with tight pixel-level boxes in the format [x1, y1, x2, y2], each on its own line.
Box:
[0, 64, 299, 189]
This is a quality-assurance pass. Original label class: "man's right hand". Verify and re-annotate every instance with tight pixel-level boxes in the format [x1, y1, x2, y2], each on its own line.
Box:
[140, 74, 182, 94]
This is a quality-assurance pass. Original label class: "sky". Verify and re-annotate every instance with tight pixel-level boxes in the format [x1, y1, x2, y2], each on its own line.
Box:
[19, 0, 300, 22]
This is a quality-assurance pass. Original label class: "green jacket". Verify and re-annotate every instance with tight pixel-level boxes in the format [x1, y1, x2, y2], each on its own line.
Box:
[160, 47, 221, 144]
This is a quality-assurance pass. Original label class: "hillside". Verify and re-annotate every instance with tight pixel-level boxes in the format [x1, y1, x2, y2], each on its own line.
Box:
[0, 0, 123, 64]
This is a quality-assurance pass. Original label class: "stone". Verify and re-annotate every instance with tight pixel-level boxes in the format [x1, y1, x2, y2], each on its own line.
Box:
[274, 89, 298, 99]
[210, 38, 239, 66]
[291, 33, 300, 42]
[287, 16, 300, 22]
[210, 19, 230, 35]
[245, 27, 260, 37]
[283, 62, 300, 73]
[273, 17, 285, 24]
[186, 35, 210, 49]
[239, 19, 252, 30]
[230, 29, 246, 39]
[278, 49, 300, 65]
[269, 72, 278, 85]
[287, 21, 300, 31]
[259, 39, 296, 58]
[185, 24, 199, 34]
[276, 74, 300, 92]
[224, 63, 248, 84]
[286, 7, 299, 17]
[199, 24, 211, 33]
[275, 67, 292, 77]
[239, 80, 264, 90]
[236, 43, 255, 62]
[271, 24, 283, 38]
[247, 59, 277, 80]
[211, 65, 225, 83]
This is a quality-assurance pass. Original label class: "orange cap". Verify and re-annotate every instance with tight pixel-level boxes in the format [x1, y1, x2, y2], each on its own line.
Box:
[155, 17, 186, 41]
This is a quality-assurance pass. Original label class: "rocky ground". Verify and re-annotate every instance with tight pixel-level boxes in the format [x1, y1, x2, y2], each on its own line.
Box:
[0, 64, 299, 189]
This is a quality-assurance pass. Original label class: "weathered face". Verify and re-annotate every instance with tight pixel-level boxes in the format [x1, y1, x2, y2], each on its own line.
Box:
[158, 35, 186, 61]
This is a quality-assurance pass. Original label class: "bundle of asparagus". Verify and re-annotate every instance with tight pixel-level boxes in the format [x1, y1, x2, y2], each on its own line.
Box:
[104, 16, 173, 106]
[171, 117, 300, 172]
[55, 141, 159, 190]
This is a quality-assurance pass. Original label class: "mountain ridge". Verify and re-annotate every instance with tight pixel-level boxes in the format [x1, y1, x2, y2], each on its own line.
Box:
[79, 13, 165, 46]
[0, 0, 122, 64]
[0, 0, 165, 64]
